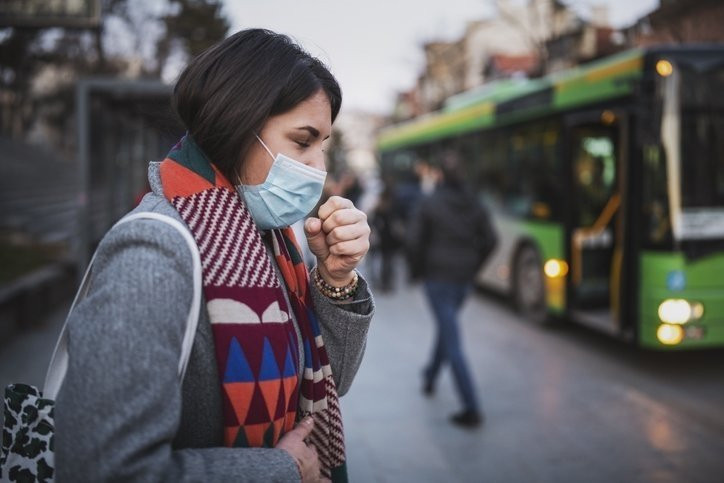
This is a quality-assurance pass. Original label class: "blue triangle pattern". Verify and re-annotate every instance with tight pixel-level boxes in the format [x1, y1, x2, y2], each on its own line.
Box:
[282, 345, 296, 378]
[259, 337, 282, 381]
[224, 337, 255, 383]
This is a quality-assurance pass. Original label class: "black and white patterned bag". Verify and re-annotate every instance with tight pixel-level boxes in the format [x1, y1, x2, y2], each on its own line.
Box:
[1, 384, 55, 482]
[0, 213, 202, 482]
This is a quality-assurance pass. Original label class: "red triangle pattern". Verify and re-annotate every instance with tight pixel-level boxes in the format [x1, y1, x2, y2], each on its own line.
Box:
[274, 383, 287, 420]
[244, 422, 268, 448]
[272, 418, 285, 442]
[224, 426, 240, 447]
[282, 376, 297, 411]
[284, 411, 296, 434]
[224, 382, 255, 424]
[245, 384, 271, 425]
[219, 333, 300, 448]
[258, 380, 282, 421]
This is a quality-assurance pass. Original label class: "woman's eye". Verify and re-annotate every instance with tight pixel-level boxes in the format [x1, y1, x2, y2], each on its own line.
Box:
[295, 140, 310, 148]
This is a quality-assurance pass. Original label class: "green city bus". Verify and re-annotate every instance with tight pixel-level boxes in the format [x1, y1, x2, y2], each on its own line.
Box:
[378, 46, 724, 349]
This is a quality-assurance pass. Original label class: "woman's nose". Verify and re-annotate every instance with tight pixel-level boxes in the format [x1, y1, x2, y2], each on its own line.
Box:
[305, 151, 326, 172]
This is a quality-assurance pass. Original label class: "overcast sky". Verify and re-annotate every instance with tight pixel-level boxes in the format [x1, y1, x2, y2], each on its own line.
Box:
[224, 0, 659, 114]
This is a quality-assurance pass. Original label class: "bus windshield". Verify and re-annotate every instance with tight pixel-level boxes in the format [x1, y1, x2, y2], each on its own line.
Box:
[680, 64, 724, 209]
[662, 59, 724, 241]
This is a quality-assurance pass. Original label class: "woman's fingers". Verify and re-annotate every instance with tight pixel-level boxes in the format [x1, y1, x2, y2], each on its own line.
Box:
[325, 221, 370, 246]
[321, 207, 366, 235]
[318, 196, 354, 221]
[328, 238, 369, 258]
[276, 418, 323, 481]
[314, 196, 370, 282]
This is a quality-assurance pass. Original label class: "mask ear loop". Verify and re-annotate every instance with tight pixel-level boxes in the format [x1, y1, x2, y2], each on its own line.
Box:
[254, 133, 276, 160]
[238, 134, 276, 186]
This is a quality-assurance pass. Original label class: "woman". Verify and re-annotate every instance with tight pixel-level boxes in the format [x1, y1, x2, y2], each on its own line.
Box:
[56, 29, 373, 482]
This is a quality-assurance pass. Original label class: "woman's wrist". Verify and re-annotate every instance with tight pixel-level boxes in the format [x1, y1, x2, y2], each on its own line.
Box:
[316, 264, 354, 287]
[313, 267, 359, 300]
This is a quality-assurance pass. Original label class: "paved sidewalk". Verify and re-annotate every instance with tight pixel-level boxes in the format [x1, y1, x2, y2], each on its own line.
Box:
[3, 275, 723, 482]
[341, 279, 724, 482]
[342, 283, 500, 483]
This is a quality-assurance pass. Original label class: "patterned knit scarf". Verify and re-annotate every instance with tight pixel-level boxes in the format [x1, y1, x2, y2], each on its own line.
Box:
[159, 136, 347, 481]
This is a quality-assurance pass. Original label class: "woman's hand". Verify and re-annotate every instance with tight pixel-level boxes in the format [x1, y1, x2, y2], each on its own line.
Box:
[276, 417, 329, 482]
[305, 196, 370, 286]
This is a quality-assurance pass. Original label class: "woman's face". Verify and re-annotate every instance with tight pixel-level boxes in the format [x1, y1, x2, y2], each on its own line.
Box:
[239, 89, 332, 185]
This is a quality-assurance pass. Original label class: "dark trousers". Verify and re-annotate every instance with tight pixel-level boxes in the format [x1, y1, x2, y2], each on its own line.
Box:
[423, 280, 480, 412]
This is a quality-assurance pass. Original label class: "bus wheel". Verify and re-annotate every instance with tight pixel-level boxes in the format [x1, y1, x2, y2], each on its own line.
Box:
[513, 245, 549, 325]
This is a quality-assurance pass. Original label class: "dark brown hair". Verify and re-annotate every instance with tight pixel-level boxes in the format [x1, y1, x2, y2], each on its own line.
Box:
[173, 29, 342, 180]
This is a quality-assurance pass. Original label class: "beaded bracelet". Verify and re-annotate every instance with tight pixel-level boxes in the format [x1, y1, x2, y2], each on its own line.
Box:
[313, 269, 359, 300]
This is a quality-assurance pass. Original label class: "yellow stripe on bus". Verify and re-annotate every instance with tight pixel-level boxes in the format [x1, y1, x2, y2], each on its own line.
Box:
[378, 101, 494, 148]
[555, 55, 643, 93]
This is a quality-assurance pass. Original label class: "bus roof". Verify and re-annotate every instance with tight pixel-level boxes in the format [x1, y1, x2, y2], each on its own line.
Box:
[378, 48, 645, 151]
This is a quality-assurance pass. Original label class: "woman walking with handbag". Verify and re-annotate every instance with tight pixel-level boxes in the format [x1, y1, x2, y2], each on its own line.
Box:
[51, 29, 373, 482]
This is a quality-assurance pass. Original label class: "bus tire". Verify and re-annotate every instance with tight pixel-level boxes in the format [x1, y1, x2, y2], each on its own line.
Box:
[513, 244, 549, 325]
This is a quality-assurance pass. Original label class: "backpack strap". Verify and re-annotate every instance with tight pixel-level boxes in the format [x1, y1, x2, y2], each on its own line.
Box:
[43, 212, 202, 400]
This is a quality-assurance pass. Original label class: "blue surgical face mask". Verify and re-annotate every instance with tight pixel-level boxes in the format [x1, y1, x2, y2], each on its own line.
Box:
[237, 135, 327, 230]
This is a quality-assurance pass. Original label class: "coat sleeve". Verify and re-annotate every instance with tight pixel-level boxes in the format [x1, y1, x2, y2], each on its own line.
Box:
[55, 218, 299, 483]
[310, 270, 374, 396]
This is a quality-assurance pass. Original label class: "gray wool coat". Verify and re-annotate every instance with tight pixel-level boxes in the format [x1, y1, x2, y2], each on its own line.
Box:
[55, 163, 374, 482]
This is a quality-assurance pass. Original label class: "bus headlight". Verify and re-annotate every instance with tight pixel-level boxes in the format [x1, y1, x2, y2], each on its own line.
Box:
[656, 59, 674, 77]
[657, 299, 692, 324]
[657, 324, 684, 345]
[544, 259, 568, 278]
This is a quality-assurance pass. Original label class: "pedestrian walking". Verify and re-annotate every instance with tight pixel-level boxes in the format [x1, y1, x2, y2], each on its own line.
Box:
[54, 29, 373, 482]
[407, 152, 496, 428]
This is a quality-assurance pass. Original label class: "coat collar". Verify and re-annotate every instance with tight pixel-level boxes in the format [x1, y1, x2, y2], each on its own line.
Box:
[148, 161, 164, 197]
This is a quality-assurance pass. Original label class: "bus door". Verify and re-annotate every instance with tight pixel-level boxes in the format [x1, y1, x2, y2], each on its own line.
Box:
[567, 117, 624, 334]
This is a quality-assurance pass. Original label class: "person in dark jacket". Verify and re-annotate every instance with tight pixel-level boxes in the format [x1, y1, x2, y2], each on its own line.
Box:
[371, 181, 404, 292]
[407, 152, 497, 428]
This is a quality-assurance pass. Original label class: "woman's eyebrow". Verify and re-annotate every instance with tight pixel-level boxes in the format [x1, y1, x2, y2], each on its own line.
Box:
[296, 126, 320, 138]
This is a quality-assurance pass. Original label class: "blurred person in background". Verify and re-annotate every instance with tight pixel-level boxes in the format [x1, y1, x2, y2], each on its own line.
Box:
[406, 152, 496, 428]
[370, 179, 405, 292]
[55, 29, 373, 482]
[338, 171, 363, 206]
[416, 160, 441, 196]
[322, 170, 362, 206]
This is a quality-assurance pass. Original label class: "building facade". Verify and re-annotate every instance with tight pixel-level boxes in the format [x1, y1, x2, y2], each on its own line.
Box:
[394, 0, 585, 120]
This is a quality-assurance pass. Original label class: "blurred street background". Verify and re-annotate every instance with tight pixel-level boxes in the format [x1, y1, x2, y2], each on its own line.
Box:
[3, 265, 724, 481]
[2, 0, 724, 481]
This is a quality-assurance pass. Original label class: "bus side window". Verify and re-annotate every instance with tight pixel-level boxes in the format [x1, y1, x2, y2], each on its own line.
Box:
[477, 130, 506, 211]
[573, 130, 617, 228]
[504, 121, 563, 221]
[642, 144, 672, 247]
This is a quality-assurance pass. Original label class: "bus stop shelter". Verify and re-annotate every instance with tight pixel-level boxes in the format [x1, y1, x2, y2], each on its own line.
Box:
[75, 78, 181, 272]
